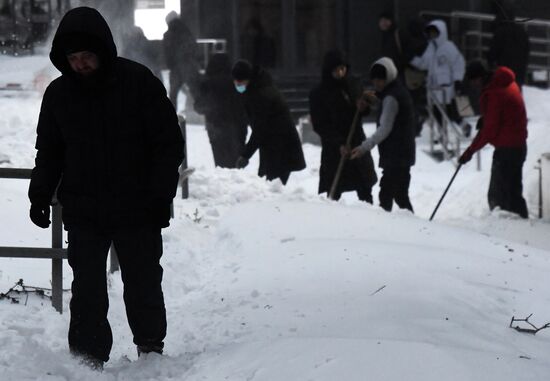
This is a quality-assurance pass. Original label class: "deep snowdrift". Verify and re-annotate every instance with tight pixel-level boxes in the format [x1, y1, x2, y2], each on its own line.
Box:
[0, 56, 549, 380]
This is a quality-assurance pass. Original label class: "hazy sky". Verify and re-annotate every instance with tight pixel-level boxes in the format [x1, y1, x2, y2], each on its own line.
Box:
[135, 0, 180, 40]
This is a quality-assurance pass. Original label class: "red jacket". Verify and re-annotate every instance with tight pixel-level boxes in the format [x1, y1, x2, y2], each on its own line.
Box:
[468, 66, 527, 153]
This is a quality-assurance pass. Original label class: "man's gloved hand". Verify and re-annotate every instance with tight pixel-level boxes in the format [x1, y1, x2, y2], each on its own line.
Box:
[30, 204, 51, 228]
[235, 156, 249, 169]
[150, 200, 172, 228]
[454, 80, 463, 95]
[458, 147, 474, 165]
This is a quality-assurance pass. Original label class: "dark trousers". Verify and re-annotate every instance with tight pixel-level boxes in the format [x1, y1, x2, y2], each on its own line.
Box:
[206, 123, 245, 169]
[169, 69, 185, 107]
[488, 146, 528, 218]
[379, 167, 414, 213]
[332, 188, 373, 204]
[67, 226, 166, 362]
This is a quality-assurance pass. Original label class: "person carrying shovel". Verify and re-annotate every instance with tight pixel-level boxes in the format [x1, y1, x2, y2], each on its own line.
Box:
[309, 49, 377, 202]
[351, 57, 416, 212]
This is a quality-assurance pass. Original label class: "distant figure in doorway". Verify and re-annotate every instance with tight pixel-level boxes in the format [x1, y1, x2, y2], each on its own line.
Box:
[194, 53, 248, 168]
[163, 11, 201, 107]
[309, 49, 377, 202]
[488, 4, 530, 88]
[232, 60, 305, 184]
[241, 18, 276, 68]
[378, 12, 429, 136]
[351, 57, 416, 213]
[120, 25, 160, 79]
[459, 61, 528, 218]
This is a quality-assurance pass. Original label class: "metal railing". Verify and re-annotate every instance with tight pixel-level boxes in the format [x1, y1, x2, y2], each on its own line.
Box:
[196, 38, 227, 72]
[0, 168, 66, 313]
[420, 10, 550, 86]
[426, 88, 462, 163]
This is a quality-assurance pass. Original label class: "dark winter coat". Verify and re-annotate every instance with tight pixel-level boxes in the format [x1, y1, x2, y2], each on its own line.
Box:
[376, 80, 416, 168]
[309, 50, 377, 194]
[28, 7, 185, 230]
[488, 20, 530, 86]
[467, 67, 527, 154]
[162, 17, 200, 83]
[239, 67, 306, 182]
[380, 22, 428, 75]
[194, 54, 248, 168]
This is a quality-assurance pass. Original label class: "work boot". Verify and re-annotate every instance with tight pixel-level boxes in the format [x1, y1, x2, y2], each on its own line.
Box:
[137, 344, 163, 357]
[72, 352, 104, 371]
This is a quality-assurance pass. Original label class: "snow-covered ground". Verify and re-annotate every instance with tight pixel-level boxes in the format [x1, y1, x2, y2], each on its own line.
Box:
[0, 55, 549, 380]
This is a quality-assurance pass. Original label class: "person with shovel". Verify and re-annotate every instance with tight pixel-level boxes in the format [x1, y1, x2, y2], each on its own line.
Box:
[458, 61, 528, 218]
[351, 57, 416, 212]
[309, 49, 377, 202]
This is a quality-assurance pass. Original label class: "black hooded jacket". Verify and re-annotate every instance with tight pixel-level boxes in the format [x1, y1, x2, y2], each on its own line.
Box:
[309, 50, 377, 195]
[28, 7, 184, 230]
[488, 18, 530, 86]
[239, 66, 306, 181]
[194, 53, 248, 129]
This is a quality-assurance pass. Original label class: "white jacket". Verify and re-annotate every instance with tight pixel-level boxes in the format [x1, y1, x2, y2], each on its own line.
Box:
[411, 20, 465, 105]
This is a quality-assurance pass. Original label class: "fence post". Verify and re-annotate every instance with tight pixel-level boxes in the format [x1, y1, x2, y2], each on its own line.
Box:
[109, 243, 119, 273]
[541, 153, 550, 218]
[51, 201, 63, 313]
[179, 115, 189, 199]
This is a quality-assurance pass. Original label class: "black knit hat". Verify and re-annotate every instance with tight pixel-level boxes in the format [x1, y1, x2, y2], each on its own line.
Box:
[60, 33, 104, 56]
[232, 60, 253, 81]
[379, 11, 394, 21]
[370, 63, 387, 80]
[465, 60, 489, 80]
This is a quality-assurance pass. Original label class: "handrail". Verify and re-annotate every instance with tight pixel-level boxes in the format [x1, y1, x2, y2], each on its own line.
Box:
[426, 88, 462, 164]
[420, 9, 550, 87]
[0, 167, 66, 313]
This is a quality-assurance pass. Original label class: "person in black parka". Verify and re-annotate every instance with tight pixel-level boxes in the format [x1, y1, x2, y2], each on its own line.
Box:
[28, 7, 184, 368]
[194, 53, 248, 168]
[488, 6, 530, 87]
[232, 60, 306, 185]
[163, 11, 201, 106]
[309, 49, 377, 202]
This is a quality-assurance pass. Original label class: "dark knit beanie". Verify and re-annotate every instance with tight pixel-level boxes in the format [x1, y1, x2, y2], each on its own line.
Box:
[379, 11, 394, 21]
[60, 33, 104, 56]
[370, 64, 387, 80]
[232, 60, 253, 81]
[465, 60, 489, 80]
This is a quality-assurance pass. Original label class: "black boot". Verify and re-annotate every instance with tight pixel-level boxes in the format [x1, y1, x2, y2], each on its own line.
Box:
[137, 344, 163, 357]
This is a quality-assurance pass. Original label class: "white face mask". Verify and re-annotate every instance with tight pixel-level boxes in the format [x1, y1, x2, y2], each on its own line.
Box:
[235, 84, 247, 94]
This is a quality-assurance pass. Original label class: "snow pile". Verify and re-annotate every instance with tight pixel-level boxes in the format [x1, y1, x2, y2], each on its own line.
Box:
[0, 55, 549, 380]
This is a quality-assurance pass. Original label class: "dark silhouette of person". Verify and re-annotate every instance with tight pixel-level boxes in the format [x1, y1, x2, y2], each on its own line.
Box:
[241, 18, 276, 68]
[163, 11, 201, 106]
[28, 7, 184, 369]
[488, 3, 530, 87]
[194, 53, 248, 168]
[232, 60, 306, 184]
[309, 49, 377, 202]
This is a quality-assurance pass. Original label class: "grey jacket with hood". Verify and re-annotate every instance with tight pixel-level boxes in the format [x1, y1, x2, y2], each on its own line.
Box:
[360, 57, 416, 168]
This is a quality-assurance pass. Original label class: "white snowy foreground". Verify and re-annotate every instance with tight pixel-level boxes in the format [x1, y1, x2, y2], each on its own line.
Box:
[0, 55, 550, 380]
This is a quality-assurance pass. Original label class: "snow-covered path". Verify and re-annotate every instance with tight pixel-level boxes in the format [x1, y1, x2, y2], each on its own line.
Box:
[0, 56, 549, 380]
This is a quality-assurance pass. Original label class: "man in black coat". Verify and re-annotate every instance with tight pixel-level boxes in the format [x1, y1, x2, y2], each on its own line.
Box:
[28, 7, 184, 368]
[194, 53, 248, 168]
[309, 49, 377, 202]
[232, 60, 306, 185]
[163, 11, 201, 106]
[351, 57, 416, 212]
[487, 7, 530, 87]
